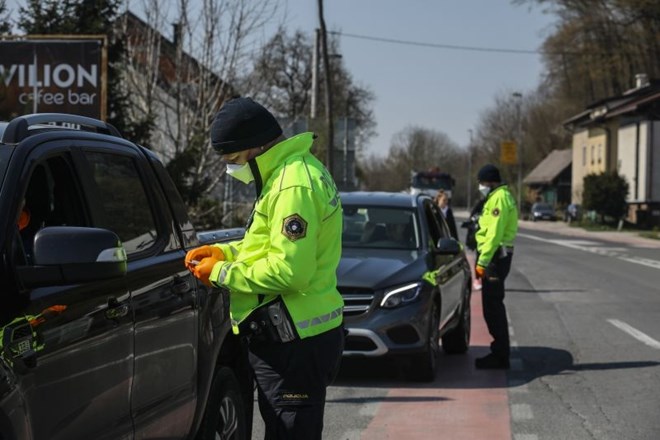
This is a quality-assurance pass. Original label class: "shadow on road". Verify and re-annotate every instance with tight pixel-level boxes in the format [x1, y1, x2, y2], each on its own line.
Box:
[507, 288, 588, 294]
[507, 345, 660, 384]
[333, 345, 659, 390]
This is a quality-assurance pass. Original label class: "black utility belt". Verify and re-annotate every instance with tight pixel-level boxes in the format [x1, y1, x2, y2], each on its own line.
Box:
[239, 298, 300, 344]
[498, 246, 514, 258]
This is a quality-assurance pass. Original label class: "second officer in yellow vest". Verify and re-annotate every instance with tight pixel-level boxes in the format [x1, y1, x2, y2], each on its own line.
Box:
[474, 164, 518, 370]
[185, 97, 345, 439]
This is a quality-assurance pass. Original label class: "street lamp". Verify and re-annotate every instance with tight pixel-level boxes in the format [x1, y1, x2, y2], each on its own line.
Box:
[512, 92, 523, 212]
[467, 129, 473, 210]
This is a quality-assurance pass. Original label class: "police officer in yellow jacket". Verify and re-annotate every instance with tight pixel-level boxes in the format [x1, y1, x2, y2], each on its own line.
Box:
[185, 97, 345, 439]
[474, 164, 518, 369]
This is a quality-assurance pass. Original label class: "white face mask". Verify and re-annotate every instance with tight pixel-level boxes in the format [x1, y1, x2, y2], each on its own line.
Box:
[226, 163, 254, 184]
[478, 184, 491, 197]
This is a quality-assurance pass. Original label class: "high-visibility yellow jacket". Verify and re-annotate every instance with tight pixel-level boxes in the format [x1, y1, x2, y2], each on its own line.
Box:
[476, 184, 518, 267]
[209, 132, 344, 339]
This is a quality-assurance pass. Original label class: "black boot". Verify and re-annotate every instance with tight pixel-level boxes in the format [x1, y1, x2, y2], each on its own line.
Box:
[475, 353, 510, 370]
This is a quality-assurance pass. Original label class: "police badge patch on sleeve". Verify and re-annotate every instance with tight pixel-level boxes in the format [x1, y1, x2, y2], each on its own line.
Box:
[492, 208, 500, 217]
[282, 214, 307, 241]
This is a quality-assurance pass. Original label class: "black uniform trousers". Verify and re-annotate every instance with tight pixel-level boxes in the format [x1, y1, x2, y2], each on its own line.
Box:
[481, 252, 513, 359]
[247, 325, 345, 440]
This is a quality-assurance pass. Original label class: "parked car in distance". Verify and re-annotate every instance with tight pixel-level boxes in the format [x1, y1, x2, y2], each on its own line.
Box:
[531, 202, 557, 221]
[338, 192, 472, 381]
[0, 114, 251, 440]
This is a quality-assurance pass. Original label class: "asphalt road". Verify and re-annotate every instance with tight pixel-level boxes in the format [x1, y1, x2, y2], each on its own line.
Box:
[506, 223, 660, 440]
[251, 219, 660, 439]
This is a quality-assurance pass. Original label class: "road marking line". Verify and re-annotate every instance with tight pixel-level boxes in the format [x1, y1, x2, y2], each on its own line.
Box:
[518, 233, 660, 270]
[511, 403, 534, 421]
[359, 402, 380, 417]
[608, 319, 660, 350]
[340, 430, 361, 440]
[514, 434, 539, 440]
[618, 256, 660, 270]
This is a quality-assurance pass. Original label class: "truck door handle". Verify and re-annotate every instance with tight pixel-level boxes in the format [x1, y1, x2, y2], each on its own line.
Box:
[172, 277, 192, 295]
[105, 298, 129, 320]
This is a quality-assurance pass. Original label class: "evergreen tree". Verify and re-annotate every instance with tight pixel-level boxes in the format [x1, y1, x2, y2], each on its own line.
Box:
[18, 0, 153, 145]
[0, 0, 11, 33]
[582, 171, 629, 223]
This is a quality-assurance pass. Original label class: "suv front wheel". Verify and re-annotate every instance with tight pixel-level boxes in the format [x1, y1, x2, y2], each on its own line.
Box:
[442, 281, 471, 354]
[197, 367, 247, 440]
[407, 301, 440, 382]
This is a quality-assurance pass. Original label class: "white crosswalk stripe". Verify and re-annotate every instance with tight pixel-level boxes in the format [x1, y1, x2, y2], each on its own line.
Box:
[518, 233, 660, 270]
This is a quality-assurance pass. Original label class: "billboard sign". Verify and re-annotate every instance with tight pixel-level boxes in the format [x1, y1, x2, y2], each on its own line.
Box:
[0, 37, 107, 120]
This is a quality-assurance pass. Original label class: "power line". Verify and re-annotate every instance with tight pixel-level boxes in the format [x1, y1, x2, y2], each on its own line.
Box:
[328, 30, 540, 55]
[328, 31, 602, 57]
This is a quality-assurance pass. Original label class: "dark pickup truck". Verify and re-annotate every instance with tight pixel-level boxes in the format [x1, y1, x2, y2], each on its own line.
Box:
[0, 114, 250, 439]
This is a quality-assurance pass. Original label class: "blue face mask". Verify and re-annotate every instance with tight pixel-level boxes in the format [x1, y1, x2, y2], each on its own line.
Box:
[226, 163, 254, 184]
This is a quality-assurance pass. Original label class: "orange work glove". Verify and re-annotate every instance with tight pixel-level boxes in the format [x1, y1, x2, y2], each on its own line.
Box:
[192, 257, 220, 287]
[185, 245, 224, 271]
[475, 265, 486, 280]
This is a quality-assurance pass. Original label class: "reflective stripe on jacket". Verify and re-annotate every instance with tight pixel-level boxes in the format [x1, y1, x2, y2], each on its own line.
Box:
[476, 184, 518, 267]
[209, 132, 344, 339]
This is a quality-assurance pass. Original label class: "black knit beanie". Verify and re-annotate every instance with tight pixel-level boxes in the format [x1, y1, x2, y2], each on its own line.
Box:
[477, 164, 502, 182]
[211, 97, 283, 155]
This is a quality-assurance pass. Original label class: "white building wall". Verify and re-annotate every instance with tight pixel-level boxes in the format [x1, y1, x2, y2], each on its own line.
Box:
[618, 123, 638, 202]
[638, 121, 649, 201]
[571, 129, 589, 204]
[652, 121, 660, 202]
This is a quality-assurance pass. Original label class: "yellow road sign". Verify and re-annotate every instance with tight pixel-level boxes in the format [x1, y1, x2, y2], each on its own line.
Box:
[501, 141, 518, 165]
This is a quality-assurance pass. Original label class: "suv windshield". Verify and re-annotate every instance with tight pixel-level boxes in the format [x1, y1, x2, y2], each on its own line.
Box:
[533, 203, 552, 211]
[342, 206, 419, 250]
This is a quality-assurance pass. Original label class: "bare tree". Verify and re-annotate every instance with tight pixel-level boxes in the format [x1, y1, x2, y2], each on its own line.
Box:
[120, 0, 280, 228]
[359, 125, 461, 193]
[0, 0, 11, 33]
[516, 0, 660, 108]
[246, 28, 376, 159]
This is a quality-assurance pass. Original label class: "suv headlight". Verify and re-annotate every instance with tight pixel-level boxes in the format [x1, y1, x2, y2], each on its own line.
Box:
[380, 282, 422, 308]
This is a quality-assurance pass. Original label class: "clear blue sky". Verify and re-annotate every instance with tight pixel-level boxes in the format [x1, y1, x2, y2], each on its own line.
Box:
[5, 0, 556, 156]
[276, 0, 557, 156]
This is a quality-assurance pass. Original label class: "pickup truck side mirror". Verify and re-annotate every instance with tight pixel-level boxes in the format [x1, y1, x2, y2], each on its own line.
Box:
[17, 226, 127, 288]
[434, 237, 462, 255]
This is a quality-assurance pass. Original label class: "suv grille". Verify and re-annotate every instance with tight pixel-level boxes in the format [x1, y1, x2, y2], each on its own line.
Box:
[338, 287, 374, 316]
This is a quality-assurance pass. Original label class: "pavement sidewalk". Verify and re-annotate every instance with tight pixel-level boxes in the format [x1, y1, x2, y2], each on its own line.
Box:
[453, 209, 660, 249]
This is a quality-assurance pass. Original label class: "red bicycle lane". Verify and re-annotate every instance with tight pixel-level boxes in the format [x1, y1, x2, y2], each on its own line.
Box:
[360, 287, 512, 440]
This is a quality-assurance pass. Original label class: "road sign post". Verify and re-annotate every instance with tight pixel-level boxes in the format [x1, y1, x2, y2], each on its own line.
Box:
[500, 140, 518, 165]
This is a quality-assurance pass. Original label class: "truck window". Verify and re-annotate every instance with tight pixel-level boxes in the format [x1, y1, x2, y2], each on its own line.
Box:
[84, 151, 158, 255]
[18, 156, 88, 264]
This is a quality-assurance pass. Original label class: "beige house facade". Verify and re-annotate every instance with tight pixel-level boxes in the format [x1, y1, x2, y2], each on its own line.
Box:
[564, 74, 660, 226]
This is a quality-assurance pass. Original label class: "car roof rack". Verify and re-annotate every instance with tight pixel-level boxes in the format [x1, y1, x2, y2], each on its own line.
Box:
[1, 113, 122, 144]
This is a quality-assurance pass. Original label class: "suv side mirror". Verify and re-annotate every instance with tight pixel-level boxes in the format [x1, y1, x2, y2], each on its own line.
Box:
[17, 227, 127, 287]
[434, 237, 461, 255]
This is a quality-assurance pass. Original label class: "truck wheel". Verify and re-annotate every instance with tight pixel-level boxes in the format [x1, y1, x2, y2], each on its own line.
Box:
[407, 301, 440, 382]
[197, 366, 247, 440]
[442, 283, 471, 354]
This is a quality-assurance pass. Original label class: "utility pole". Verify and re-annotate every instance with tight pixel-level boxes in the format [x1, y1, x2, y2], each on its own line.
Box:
[343, 91, 352, 190]
[310, 29, 319, 119]
[317, 0, 335, 178]
[513, 92, 523, 211]
[467, 129, 473, 210]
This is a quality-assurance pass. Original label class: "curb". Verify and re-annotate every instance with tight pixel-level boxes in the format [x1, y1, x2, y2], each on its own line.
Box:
[454, 209, 660, 249]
